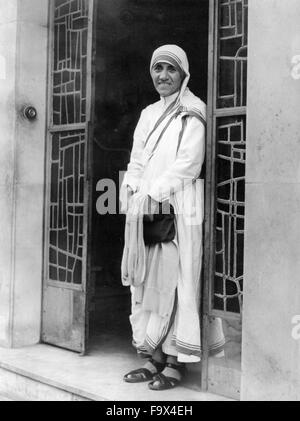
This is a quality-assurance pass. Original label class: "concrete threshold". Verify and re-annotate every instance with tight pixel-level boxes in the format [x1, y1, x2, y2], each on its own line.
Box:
[0, 337, 232, 401]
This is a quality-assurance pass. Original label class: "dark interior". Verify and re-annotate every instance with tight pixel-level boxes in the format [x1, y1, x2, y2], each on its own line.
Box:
[89, 0, 209, 341]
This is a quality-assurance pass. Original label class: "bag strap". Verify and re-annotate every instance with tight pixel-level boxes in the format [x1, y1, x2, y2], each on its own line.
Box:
[145, 108, 207, 162]
[144, 96, 179, 147]
[148, 112, 179, 158]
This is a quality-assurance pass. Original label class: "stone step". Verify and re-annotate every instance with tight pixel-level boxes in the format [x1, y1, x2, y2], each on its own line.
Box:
[0, 344, 231, 402]
[0, 366, 92, 401]
[0, 394, 13, 401]
[0, 391, 27, 401]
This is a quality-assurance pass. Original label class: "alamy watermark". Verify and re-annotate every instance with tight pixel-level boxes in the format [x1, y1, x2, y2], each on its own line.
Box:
[95, 171, 204, 225]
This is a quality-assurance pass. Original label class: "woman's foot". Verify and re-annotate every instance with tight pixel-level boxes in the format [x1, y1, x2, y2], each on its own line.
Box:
[148, 361, 186, 390]
[123, 358, 165, 383]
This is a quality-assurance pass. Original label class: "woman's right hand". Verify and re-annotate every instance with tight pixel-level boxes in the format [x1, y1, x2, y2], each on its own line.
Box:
[127, 185, 134, 197]
[120, 184, 134, 213]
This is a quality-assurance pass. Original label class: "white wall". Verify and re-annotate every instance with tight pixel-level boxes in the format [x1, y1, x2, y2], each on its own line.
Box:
[242, 0, 300, 401]
[0, 0, 18, 347]
[0, 0, 48, 347]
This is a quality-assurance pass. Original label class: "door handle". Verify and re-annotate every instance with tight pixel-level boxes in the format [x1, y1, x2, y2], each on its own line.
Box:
[23, 106, 37, 121]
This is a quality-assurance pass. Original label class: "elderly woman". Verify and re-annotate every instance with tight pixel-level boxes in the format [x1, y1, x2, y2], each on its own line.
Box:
[120, 45, 224, 391]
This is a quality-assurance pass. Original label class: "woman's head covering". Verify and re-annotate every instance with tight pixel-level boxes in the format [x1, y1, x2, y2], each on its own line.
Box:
[150, 44, 190, 103]
[150, 44, 206, 124]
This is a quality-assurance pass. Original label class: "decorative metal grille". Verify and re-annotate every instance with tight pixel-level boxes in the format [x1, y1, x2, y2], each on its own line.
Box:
[49, 130, 85, 284]
[53, 0, 89, 125]
[212, 0, 248, 314]
[46, 0, 90, 285]
[214, 116, 245, 312]
[217, 0, 248, 108]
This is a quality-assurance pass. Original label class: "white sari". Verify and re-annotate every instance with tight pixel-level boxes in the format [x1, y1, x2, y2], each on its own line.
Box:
[121, 88, 225, 363]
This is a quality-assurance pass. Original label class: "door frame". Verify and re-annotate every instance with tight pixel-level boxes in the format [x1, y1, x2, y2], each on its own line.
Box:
[201, 0, 218, 390]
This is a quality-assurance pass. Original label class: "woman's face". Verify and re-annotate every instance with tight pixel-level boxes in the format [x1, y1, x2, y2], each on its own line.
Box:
[151, 62, 183, 97]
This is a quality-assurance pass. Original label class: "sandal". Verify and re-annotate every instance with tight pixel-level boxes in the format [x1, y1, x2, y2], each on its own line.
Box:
[123, 358, 165, 383]
[148, 362, 186, 390]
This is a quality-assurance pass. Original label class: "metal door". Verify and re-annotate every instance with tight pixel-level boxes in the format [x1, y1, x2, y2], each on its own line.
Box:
[202, 0, 248, 395]
[42, 0, 94, 353]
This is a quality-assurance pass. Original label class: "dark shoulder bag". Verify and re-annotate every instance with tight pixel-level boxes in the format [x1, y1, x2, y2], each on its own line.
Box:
[143, 201, 175, 245]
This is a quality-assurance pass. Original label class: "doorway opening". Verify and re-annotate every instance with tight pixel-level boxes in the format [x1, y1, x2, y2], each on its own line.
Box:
[42, 0, 246, 399]
[88, 0, 209, 373]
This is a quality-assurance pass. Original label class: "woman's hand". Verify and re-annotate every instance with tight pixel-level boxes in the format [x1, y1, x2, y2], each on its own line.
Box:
[127, 185, 134, 197]
[120, 184, 134, 213]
